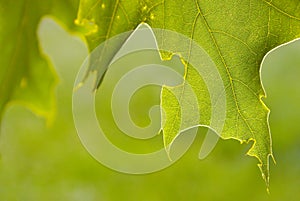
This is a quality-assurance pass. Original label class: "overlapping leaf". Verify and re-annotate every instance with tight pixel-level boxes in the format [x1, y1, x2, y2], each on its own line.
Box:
[0, 0, 79, 122]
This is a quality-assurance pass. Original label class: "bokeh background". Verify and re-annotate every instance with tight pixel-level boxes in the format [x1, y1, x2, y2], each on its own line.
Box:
[0, 18, 299, 201]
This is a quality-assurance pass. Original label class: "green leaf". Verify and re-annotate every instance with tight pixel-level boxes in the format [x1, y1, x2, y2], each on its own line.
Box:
[76, 0, 300, 186]
[0, 0, 79, 122]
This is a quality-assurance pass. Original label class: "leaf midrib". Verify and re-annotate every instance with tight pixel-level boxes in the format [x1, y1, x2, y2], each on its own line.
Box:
[194, 0, 256, 138]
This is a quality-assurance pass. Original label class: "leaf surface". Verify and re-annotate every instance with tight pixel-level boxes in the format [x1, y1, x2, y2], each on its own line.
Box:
[76, 0, 300, 186]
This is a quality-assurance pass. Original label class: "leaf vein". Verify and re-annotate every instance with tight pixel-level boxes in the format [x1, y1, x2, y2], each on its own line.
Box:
[210, 30, 257, 56]
[261, 0, 300, 21]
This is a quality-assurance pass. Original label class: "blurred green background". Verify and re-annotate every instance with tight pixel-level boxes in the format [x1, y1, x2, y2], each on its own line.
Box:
[0, 18, 299, 201]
